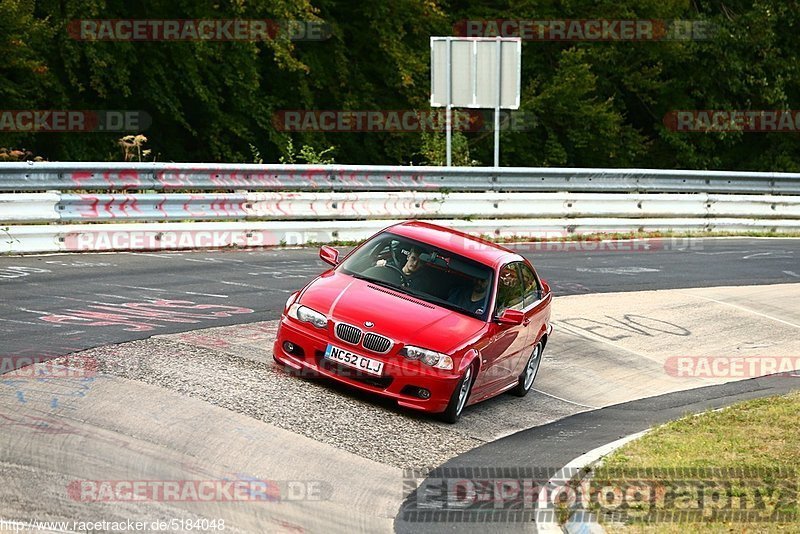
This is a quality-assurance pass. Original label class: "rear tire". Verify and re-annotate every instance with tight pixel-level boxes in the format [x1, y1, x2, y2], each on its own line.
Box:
[439, 364, 475, 424]
[511, 341, 542, 397]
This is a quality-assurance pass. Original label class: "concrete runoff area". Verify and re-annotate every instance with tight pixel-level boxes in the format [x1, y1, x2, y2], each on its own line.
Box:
[0, 377, 401, 533]
[544, 282, 800, 408]
[1, 283, 798, 532]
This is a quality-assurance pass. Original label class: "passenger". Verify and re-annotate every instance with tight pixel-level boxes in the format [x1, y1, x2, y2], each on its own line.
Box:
[448, 277, 489, 314]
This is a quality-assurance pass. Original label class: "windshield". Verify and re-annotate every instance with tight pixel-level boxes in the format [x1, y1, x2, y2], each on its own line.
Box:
[339, 231, 494, 319]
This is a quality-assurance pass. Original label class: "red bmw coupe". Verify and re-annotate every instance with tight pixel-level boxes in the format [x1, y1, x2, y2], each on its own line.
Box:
[273, 221, 553, 423]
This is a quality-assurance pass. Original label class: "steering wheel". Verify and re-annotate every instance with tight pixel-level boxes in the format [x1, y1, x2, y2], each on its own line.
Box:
[383, 263, 406, 280]
[389, 241, 402, 268]
[361, 265, 407, 285]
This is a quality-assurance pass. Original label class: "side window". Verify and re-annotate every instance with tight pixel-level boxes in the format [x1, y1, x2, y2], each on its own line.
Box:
[494, 263, 524, 314]
[519, 263, 541, 307]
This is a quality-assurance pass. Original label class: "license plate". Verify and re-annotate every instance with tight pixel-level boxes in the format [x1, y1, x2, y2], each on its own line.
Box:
[324, 344, 384, 376]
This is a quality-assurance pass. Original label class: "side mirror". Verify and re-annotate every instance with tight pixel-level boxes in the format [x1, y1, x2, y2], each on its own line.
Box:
[495, 309, 524, 325]
[541, 279, 551, 298]
[319, 245, 340, 266]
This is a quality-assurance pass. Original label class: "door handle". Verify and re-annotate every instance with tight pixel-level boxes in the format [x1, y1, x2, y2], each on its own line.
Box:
[522, 318, 531, 326]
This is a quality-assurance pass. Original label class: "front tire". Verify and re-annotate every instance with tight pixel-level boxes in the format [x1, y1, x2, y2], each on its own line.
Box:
[439, 364, 475, 424]
[511, 341, 542, 397]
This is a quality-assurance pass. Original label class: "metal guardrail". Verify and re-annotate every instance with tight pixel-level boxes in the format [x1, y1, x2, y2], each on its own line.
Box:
[2, 192, 799, 223]
[1, 162, 800, 194]
[2, 162, 799, 254]
[3, 218, 800, 254]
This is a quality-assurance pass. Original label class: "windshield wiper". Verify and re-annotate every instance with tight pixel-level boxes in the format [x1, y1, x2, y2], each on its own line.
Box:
[348, 272, 479, 316]
[347, 271, 402, 292]
[401, 287, 477, 316]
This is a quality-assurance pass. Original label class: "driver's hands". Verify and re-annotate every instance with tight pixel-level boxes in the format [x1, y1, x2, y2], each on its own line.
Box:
[376, 259, 387, 267]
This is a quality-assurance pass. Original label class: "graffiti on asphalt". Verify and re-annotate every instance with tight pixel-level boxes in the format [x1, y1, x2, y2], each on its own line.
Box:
[39, 299, 255, 332]
[556, 314, 691, 341]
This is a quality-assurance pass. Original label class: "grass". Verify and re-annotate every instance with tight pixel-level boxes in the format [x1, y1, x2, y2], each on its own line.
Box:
[574, 391, 800, 532]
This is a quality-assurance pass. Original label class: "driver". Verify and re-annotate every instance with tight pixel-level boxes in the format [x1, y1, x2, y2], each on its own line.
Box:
[377, 247, 430, 291]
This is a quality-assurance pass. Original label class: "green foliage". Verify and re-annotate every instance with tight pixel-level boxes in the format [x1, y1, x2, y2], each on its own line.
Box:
[0, 0, 798, 170]
[417, 131, 478, 166]
[279, 137, 336, 164]
[249, 143, 264, 164]
[0, 0, 57, 152]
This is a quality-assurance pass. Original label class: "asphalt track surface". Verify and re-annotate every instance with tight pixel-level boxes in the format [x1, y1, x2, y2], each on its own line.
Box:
[1, 238, 798, 368]
[394, 374, 800, 533]
[1, 238, 799, 533]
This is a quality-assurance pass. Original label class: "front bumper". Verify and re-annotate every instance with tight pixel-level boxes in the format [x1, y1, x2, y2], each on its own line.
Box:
[273, 316, 461, 413]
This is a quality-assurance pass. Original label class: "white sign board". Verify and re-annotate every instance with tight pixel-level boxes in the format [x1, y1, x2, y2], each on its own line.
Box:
[431, 37, 521, 109]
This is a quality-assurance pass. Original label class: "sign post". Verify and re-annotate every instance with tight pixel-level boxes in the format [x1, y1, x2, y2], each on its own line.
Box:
[431, 37, 521, 167]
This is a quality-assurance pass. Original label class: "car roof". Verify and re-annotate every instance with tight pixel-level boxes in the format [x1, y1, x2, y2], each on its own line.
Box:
[386, 220, 521, 268]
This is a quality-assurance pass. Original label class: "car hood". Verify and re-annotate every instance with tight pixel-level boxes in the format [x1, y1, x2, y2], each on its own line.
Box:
[299, 271, 485, 354]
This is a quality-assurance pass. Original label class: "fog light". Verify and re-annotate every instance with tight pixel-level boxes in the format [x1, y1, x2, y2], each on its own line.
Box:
[418, 388, 431, 399]
[283, 341, 296, 353]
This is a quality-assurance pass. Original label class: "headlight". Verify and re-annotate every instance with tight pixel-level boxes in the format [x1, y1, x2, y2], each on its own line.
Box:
[288, 304, 328, 329]
[284, 292, 299, 312]
[400, 346, 453, 370]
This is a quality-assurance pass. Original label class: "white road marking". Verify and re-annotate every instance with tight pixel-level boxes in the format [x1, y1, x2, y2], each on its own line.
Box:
[682, 293, 800, 329]
[221, 280, 258, 287]
[220, 280, 292, 292]
[103, 283, 239, 298]
[0, 266, 52, 279]
[122, 252, 183, 258]
[108, 284, 167, 292]
[183, 257, 245, 263]
[93, 293, 130, 300]
[44, 260, 114, 267]
[15, 307, 52, 315]
[743, 252, 773, 259]
[248, 272, 308, 278]
[575, 266, 660, 276]
[0, 317, 41, 326]
[51, 295, 120, 305]
[695, 251, 750, 255]
[208, 257, 245, 263]
[183, 291, 228, 299]
[532, 389, 598, 409]
[783, 271, 800, 278]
